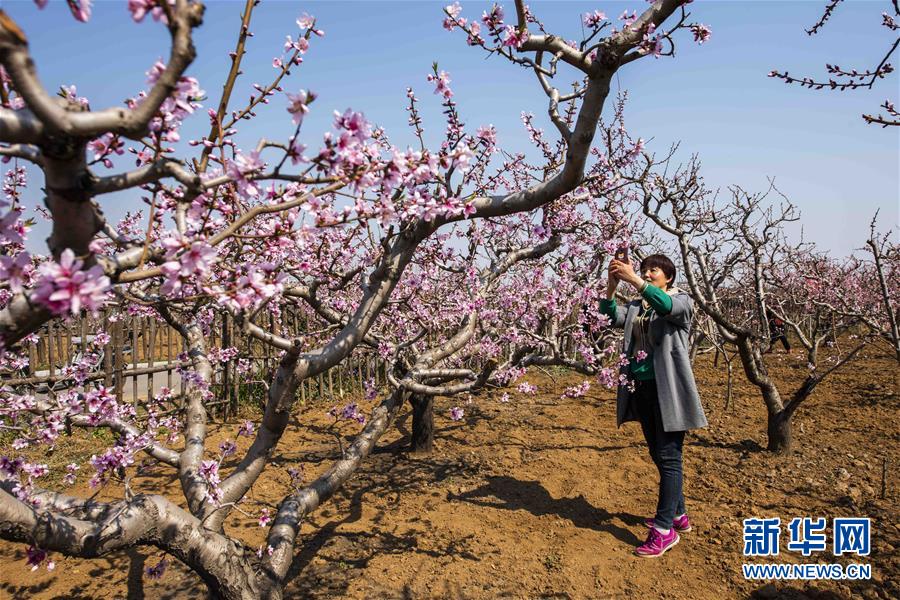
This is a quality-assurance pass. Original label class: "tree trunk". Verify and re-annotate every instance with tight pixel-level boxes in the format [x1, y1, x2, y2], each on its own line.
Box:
[766, 410, 792, 455]
[807, 343, 818, 368]
[171, 535, 264, 600]
[409, 393, 434, 453]
[254, 579, 284, 600]
[735, 337, 790, 454]
[689, 330, 702, 363]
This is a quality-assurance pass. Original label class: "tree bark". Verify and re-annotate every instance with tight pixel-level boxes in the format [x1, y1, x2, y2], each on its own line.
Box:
[409, 393, 434, 453]
[766, 409, 792, 454]
[735, 337, 794, 453]
[807, 344, 818, 368]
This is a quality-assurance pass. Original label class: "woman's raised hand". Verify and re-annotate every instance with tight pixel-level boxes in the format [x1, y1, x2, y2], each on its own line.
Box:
[610, 259, 641, 289]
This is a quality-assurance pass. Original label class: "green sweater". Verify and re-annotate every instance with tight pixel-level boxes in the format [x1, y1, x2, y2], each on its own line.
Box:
[599, 284, 673, 380]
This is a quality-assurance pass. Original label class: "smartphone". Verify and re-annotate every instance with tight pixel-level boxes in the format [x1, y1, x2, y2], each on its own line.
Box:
[614, 247, 629, 263]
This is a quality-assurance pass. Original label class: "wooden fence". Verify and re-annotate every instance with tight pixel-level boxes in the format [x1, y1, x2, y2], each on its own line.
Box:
[3, 308, 390, 420]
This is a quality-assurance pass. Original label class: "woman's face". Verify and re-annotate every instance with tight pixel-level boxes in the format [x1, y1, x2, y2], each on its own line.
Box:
[642, 265, 671, 290]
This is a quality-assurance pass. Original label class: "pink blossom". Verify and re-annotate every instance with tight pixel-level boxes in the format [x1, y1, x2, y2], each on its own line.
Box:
[142, 60, 204, 135]
[128, 0, 171, 23]
[597, 367, 618, 389]
[517, 381, 538, 395]
[3, 166, 27, 204]
[690, 23, 711, 44]
[85, 387, 118, 421]
[618, 10, 638, 29]
[180, 240, 217, 275]
[445, 2, 462, 20]
[449, 406, 464, 421]
[62, 463, 79, 485]
[225, 152, 264, 197]
[476, 124, 496, 146]
[146, 558, 169, 580]
[218, 262, 286, 312]
[26, 545, 52, 571]
[207, 346, 239, 364]
[583, 11, 607, 28]
[638, 24, 663, 58]
[328, 402, 366, 424]
[562, 381, 591, 399]
[288, 466, 304, 487]
[287, 137, 308, 165]
[363, 379, 378, 401]
[451, 144, 475, 171]
[284, 35, 309, 54]
[219, 440, 237, 457]
[89, 435, 146, 488]
[427, 70, 454, 99]
[21, 462, 48, 479]
[466, 22, 482, 45]
[0, 208, 27, 246]
[501, 24, 529, 48]
[286, 90, 315, 125]
[333, 108, 372, 142]
[88, 133, 125, 166]
[67, 0, 92, 22]
[32, 250, 110, 316]
[296, 13, 323, 36]
[160, 238, 217, 297]
[481, 5, 504, 29]
[199, 460, 223, 504]
[258, 508, 271, 527]
[0, 252, 33, 294]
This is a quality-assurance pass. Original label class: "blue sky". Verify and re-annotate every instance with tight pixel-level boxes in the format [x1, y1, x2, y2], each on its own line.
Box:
[3, 0, 898, 257]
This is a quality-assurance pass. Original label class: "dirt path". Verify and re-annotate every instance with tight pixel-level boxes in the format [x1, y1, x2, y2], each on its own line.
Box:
[1, 349, 897, 599]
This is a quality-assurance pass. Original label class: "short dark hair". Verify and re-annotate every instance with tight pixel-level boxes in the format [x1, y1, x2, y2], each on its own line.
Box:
[640, 254, 676, 285]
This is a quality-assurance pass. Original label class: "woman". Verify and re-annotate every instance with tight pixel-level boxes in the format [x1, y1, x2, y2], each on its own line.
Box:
[601, 253, 707, 557]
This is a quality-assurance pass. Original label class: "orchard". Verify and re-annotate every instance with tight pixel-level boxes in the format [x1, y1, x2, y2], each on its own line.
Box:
[0, 1, 896, 599]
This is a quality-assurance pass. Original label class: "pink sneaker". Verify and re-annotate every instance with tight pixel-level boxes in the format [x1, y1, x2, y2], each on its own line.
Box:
[634, 527, 680, 557]
[644, 514, 692, 532]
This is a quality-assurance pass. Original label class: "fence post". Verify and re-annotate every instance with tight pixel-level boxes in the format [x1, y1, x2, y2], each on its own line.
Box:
[47, 321, 55, 379]
[166, 323, 174, 390]
[27, 337, 36, 377]
[103, 310, 113, 388]
[131, 316, 139, 408]
[147, 318, 156, 402]
[114, 319, 125, 402]
[63, 320, 72, 366]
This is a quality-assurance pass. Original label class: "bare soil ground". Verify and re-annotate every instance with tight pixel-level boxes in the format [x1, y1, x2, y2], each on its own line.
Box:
[1, 347, 897, 600]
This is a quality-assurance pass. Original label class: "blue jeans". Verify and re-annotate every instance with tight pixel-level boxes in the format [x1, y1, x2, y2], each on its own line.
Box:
[632, 379, 686, 530]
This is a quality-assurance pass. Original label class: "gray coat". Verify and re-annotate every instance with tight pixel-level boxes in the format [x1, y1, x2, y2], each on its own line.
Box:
[607, 289, 708, 432]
